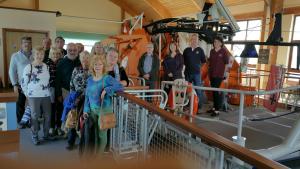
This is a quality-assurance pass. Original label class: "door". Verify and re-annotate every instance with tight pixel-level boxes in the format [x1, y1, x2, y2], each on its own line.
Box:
[3, 28, 49, 87]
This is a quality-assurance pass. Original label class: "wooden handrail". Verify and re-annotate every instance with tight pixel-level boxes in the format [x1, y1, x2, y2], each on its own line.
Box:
[125, 86, 149, 90]
[0, 92, 18, 103]
[116, 92, 288, 169]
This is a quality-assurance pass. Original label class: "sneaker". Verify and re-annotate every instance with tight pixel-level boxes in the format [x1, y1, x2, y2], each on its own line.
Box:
[42, 136, 56, 141]
[57, 128, 65, 136]
[206, 108, 215, 114]
[32, 136, 40, 145]
[210, 110, 220, 117]
[18, 123, 26, 129]
[49, 128, 54, 136]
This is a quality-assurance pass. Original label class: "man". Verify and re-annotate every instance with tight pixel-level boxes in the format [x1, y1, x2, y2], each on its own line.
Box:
[137, 42, 160, 89]
[9, 36, 33, 127]
[42, 37, 52, 62]
[56, 43, 80, 102]
[76, 43, 84, 54]
[55, 43, 80, 136]
[55, 36, 67, 56]
[183, 34, 206, 111]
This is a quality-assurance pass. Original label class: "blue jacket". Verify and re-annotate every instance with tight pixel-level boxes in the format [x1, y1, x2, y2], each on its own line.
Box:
[61, 91, 80, 122]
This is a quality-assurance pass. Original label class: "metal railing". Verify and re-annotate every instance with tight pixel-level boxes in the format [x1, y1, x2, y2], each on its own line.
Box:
[161, 81, 300, 148]
[128, 76, 146, 86]
[111, 91, 288, 169]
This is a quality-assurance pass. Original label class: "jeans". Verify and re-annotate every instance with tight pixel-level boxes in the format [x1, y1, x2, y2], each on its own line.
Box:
[185, 73, 206, 109]
[28, 97, 51, 138]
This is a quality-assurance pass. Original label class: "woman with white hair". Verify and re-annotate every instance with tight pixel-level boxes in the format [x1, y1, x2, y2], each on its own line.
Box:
[91, 41, 105, 59]
[21, 46, 52, 145]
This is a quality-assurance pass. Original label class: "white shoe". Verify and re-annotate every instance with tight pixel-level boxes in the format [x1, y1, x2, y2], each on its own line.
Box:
[49, 128, 54, 135]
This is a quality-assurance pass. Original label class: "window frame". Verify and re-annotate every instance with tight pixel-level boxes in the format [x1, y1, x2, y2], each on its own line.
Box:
[226, 18, 262, 67]
[288, 15, 300, 73]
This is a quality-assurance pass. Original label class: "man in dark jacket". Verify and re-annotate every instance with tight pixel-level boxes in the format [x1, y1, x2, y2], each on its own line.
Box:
[137, 43, 160, 89]
[56, 43, 80, 135]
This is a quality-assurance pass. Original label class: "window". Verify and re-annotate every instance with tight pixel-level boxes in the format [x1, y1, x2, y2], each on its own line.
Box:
[226, 19, 262, 65]
[288, 16, 300, 71]
[63, 38, 99, 53]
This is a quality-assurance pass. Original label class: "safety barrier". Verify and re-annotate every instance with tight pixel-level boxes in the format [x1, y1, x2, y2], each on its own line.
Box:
[111, 91, 288, 169]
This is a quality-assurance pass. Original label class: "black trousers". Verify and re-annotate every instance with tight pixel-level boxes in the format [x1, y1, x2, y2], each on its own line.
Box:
[50, 103, 56, 128]
[210, 77, 224, 111]
[16, 88, 26, 123]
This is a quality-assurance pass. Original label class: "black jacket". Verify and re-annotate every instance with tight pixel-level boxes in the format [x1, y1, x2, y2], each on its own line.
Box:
[55, 57, 80, 96]
[137, 52, 160, 81]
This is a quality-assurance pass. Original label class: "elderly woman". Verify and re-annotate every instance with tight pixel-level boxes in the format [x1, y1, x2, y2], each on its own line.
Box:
[106, 47, 129, 87]
[83, 55, 123, 154]
[45, 47, 63, 136]
[21, 46, 51, 145]
[65, 51, 90, 150]
[91, 41, 105, 59]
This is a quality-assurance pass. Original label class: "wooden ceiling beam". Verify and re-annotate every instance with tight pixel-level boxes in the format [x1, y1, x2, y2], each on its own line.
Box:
[191, 0, 205, 11]
[110, 0, 139, 17]
[264, 0, 270, 6]
[224, 0, 263, 6]
[144, 0, 172, 19]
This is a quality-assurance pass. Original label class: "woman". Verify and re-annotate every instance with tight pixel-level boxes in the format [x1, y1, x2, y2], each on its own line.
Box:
[208, 36, 229, 116]
[105, 47, 129, 152]
[65, 51, 90, 150]
[21, 46, 52, 145]
[162, 42, 184, 81]
[106, 47, 129, 87]
[91, 42, 105, 59]
[162, 42, 184, 93]
[45, 47, 63, 136]
[83, 55, 123, 154]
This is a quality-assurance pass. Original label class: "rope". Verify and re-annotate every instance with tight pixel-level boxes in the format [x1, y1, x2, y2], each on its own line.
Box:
[249, 109, 300, 121]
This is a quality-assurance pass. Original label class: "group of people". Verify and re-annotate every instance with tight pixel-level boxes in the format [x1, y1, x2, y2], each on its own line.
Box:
[162, 34, 230, 116]
[8, 32, 230, 154]
[9, 36, 126, 154]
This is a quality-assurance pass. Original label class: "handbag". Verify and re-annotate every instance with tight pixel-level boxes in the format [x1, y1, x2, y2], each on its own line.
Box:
[98, 79, 116, 130]
[65, 109, 78, 129]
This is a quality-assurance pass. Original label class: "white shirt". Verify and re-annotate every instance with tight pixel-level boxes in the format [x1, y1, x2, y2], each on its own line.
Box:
[21, 63, 50, 98]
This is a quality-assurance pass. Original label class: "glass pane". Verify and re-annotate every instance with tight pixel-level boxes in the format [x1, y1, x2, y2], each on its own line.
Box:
[246, 20, 261, 40]
[246, 31, 260, 40]
[248, 20, 262, 31]
[233, 21, 247, 40]
[291, 46, 298, 69]
[64, 38, 98, 53]
[293, 16, 300, 40]
[248, 58, 258, 64]
[232, 44, 245, 57]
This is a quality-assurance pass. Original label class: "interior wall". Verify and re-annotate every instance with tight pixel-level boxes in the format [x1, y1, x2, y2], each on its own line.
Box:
[0, 8, 56, 86]
[39, 0, 122, 35]
[0, 0, 34, 9]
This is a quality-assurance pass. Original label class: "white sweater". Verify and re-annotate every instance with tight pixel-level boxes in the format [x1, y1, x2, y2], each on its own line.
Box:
[21, 63, 50, 98]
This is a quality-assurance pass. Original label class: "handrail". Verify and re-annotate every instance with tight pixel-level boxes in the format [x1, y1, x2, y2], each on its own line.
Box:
[0, 92, 18, 103]
[162, 81, 300, 95]
[116, 92, 288, 169]
[128, 75, 146, 86]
